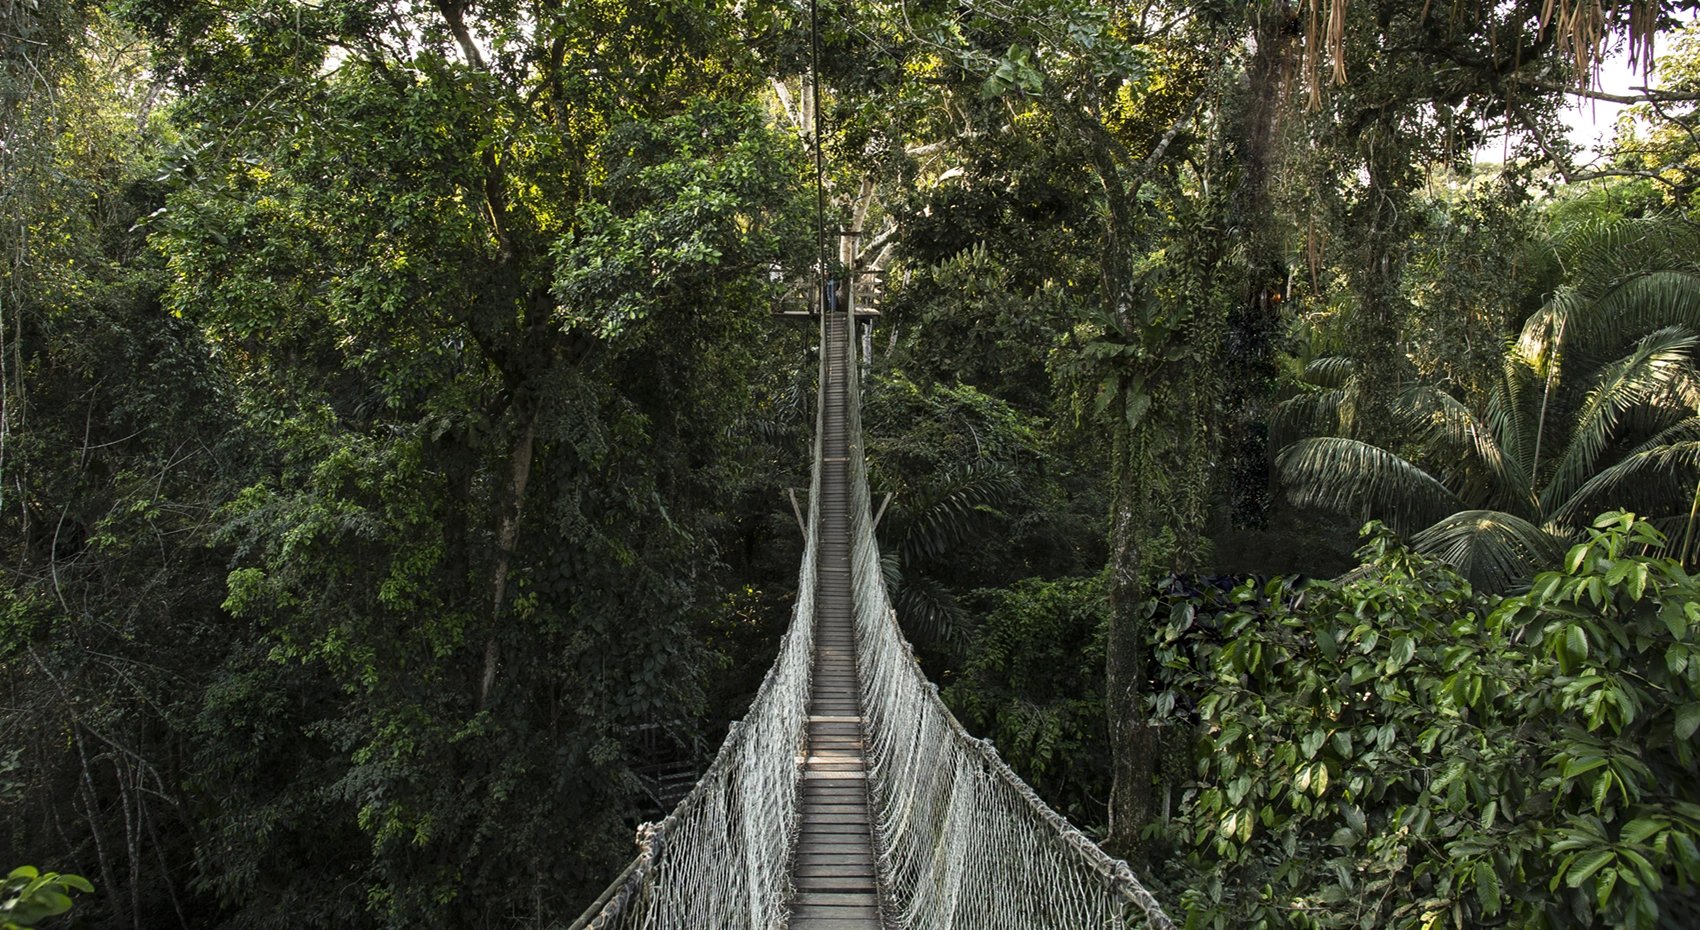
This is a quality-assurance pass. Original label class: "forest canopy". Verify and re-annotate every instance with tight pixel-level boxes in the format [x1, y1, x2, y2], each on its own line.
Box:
[4, 0, 1700, 927]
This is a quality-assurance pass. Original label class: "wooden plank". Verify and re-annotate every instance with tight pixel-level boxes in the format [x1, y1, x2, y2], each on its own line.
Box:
[795, 867, 874, 880]
[786, 317, 881, 930]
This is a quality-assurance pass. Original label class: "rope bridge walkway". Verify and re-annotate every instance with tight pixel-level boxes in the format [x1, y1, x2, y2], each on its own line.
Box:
[569, 304, 1174, 930]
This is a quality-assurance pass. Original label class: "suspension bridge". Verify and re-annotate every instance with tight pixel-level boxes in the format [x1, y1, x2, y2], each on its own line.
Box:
[566, 298, 1175, 930]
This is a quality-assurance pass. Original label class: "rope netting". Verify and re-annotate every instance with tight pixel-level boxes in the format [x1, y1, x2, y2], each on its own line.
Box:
[841, 314, 1175, 930]
[565, 313, 826, 930]
[571, 305, 1175, 929]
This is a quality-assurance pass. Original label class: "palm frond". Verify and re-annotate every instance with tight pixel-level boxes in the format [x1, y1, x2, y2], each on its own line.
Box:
[1563, 271, 1700, 372]
[1639, 515, 1700, 565]
[887, 461, 1019, 566]
[1542, 326, 1700, 512]
[1303, 356, 1356, 389]
[1617, 386, 1700, 441]
[1399, 385, 1535, 517]
[1516, 290, 1575, 377]
[892, 572, 972, 649]
[1555, 217, 1700, 296]
[1409, 510, 1567, 593]
[1486, 354, 1542, 489]
[1519, 217, 1700, 376]
[1271, 386, 1355, 448]
[1548, 421, 1700, 528]
[1276, 437, 1465, 536]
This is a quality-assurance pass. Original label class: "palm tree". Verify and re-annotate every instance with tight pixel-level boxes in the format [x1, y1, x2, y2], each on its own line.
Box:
[873, 460, 1020, 648]
[1276, 217, 1700, 591]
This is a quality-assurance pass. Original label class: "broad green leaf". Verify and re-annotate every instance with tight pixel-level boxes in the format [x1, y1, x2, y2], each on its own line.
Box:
[1567, 543, 1589, 574]
[1596, 866, 1619, 906]
[1620, 818, 1664, 845]
[1475, 860, 1502, 915]
[1592, 771, 1614, 812]
[1093, 374, 1119, 416]
[1390, 635, 1415, 670]
[1316, 625, 1339, 660]
[1331, 730, 1352, 757]
[1676, 703, 1700, 740]
[61, 874, 93, 893]
[1126, 390, 1151, 430]
[1567, 624, 1589, 663]
[1302, 728, 1327, 759]
[1566, 849, 1615, 887]
[1418, 727, 1441, 753]
[1561, 755, 1608, 778]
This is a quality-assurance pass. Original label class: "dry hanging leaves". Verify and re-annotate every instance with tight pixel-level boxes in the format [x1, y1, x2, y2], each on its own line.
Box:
[1296, 0, 1661, 109]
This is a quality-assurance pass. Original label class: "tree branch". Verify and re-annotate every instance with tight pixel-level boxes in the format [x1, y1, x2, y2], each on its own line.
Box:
[1511, 74, 1700, 105]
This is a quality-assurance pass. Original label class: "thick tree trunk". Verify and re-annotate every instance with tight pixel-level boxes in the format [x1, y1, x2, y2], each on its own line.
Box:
[478, 416, 536, 710]
[1224, 6, 1295, 528]
[1348, 120, 1413, 444]
[1047, 75, 1212, 860]
[1106, 422, 1155, 857]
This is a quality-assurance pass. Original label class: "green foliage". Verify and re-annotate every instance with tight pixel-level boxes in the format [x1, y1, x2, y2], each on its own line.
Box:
[1278, 217, 1700, 590]
[862, 366, 1109, 659]
[1, 868, 91, 929]
[945, 575, 1110, 826]
[1153, 513, 1700, 930]
[1610, 23, 1700, 214]
[1401, 176, 1545, 406]
[6, 0, 813, 925]
[11, 0, 1700, 923]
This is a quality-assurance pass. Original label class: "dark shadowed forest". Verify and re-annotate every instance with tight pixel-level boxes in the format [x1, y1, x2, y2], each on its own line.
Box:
[5, 0, 1700, 926]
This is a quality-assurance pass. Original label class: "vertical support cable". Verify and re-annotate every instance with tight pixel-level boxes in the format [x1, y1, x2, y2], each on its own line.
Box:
[810, 0, 825, 320]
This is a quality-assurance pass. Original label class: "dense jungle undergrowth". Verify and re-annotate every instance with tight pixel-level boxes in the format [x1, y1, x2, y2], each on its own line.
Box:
[5, 0, 1700, 926]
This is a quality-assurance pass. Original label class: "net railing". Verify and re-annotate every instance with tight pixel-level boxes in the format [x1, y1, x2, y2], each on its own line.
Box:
[841, 309, 1176, 930]
[570, 301, 1176, 930]
[566, 312, 825, 930]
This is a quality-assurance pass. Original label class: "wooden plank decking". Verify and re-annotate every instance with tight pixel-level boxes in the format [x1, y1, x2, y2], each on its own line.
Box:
[788, 311, 882, 930]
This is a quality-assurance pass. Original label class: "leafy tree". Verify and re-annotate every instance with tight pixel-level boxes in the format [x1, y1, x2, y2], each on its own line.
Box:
[0, 11, 240, 926]
[1589, 21, 1700, 212]
[945, 575, 1111, 827]
[1278, 217, 1700, 590]
[1152, 513, 1700, 929]
[861, 371, 1040, 649]
[882, 0, 1627, 851]
[2, 0, 818, 926]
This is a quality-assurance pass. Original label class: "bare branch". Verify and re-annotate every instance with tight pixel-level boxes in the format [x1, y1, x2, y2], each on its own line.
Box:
[1512, 74, 1700, 105]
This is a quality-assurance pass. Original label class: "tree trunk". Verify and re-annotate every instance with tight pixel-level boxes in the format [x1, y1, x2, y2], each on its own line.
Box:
[478, 415, 536, 711]
[1348, 119, 1413, 443]
[1105, 459, 1159, 858]
[1106, 420, 1155, 857]
[1224, 5, 1295, 529]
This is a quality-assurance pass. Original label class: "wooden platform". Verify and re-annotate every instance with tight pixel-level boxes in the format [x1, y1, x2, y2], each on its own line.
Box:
[788, 311, 882, 929]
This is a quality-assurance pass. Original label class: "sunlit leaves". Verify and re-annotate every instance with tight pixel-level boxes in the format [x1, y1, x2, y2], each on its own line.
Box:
[0, 866, 93, 928]
[552, 100, 799, 340]
[1155, 513, 1700, 929]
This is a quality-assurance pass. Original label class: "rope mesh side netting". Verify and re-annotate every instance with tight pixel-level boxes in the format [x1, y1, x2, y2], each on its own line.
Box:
[571, 305, 1176, 929]
[566, 313, 827, 930]
[841, 317, 1176, 930]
